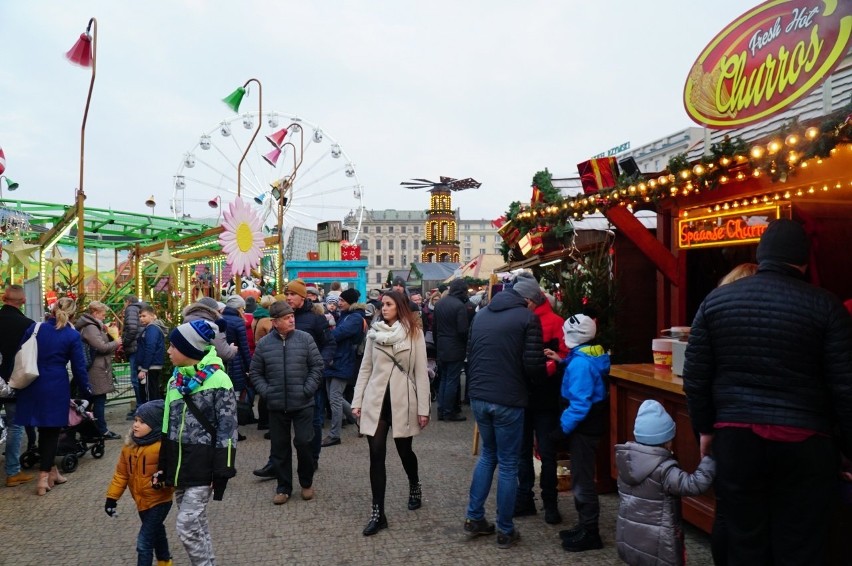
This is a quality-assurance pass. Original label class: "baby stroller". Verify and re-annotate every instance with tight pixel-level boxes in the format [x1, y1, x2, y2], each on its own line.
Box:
[20, 399, 106, 473]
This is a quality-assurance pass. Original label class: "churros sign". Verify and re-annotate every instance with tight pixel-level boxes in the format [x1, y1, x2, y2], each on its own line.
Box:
[678, 205, 782, 249]
[684, 0, 852, 128]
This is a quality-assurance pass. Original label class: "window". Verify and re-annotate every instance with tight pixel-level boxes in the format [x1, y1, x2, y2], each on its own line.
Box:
[388, 255, 395, 266]
[401, 226, 407, 233]
[414, 240, 420, 249]
[363, 226, 369, 233]
[402, 255, 407, 264]
[494, 235, 501, 243]
[464, 247, 471, 256]
[388, 226, 394, 234]
[464, 235, 471, 242]
[375, 226, 382, 234]
[375, 272, 382, 284]
[480, 235, 486, 243]
[414, 226, 420, 234]
[388, 240, 394, 250]
[375, 240, 382, 250]
[479, 248, 486, 254]
[401, 240, 407, 250]
[375, 255, 381, 266]
[464, 224, 470, 230]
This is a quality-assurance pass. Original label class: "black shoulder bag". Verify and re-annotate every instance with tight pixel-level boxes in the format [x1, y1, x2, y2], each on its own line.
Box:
[183, 394, 217, 438]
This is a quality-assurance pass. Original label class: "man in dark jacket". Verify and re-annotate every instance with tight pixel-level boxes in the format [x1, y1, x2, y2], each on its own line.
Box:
[254, 279, 336, 476]
[684, 219, 852, 564]
[121, 294, 144, 416]
[462, 275, 546, 549]
[321, 288, 366, 447]
[434, 279, 470, 421]
[250, 301, 324, 505]
[0, 285, 35, 486]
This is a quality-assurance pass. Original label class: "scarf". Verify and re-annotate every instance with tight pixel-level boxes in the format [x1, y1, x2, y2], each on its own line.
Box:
[131, 429, 161, 446]
[368, 320, 407, 346]
[171, 363, 221, 396]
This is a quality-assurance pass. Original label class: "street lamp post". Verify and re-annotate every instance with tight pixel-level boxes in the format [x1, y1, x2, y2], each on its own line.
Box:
[222, 78, 262, 198]
[66, 17, 98, 298]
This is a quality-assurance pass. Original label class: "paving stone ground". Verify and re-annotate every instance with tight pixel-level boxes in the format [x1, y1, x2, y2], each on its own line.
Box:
[2, 402, 713, 565]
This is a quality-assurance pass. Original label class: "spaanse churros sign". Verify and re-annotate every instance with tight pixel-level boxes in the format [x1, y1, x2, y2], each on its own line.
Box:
[684, 0, 852, 129]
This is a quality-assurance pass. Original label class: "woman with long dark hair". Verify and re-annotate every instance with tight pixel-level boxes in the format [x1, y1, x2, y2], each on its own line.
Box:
[352, 290, 431, 536]
[15, 297, 91, 495]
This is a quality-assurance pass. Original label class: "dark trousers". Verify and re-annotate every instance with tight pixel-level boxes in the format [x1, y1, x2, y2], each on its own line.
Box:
[437, 360, 464, 417]
[269, 407, 315, 495]
[91, 394, 108, 435]
[312, 385, 326, 464]
[139, 369, 162, 404]
[136, 501, 172, 566]
[37, 427, 61, 472]
[517, 408, 560, 509]
[568, 431, 600, 530]
[714, 427, 836, 566]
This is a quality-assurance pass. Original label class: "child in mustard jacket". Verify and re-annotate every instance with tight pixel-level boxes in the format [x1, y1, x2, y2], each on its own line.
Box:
[105, 399, 175, 566]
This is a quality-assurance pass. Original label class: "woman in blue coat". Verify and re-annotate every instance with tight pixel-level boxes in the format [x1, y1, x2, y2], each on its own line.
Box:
[15, 297, 91, 496]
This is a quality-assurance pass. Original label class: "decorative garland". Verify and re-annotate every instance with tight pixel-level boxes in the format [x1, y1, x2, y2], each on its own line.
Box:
[502, 103, 852, 235]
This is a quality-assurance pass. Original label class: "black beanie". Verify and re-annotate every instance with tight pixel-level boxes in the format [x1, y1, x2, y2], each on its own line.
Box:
[756, 219, 809, 265]
[340, 288, 361, 305]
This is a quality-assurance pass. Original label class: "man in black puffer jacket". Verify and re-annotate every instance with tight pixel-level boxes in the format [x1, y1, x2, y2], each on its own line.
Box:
[250, 301, 324, 505]
[463, 274, 546, 547]
[684, 219, 852, 565]
[434, 279, 471, 421]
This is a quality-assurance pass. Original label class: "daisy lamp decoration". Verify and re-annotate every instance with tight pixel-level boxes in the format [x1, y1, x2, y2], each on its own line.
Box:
[218, 197, 265, 278]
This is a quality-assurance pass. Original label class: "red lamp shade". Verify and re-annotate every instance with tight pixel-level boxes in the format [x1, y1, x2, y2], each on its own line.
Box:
[265, 128, 288, 148]
[66, 33, 93, 67]
[263, 148, 282, 167]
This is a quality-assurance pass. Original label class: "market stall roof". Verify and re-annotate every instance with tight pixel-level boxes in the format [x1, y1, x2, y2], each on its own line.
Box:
[0, 199, 214, 249]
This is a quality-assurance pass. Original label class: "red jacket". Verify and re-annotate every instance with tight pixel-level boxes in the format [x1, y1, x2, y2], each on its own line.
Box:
[534, 300, 568, 358]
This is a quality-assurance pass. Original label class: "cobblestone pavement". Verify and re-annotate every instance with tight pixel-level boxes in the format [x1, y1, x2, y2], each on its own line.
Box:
[2, 403, 713, 565]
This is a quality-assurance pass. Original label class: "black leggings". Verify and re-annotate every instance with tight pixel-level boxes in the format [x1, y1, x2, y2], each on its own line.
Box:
[37, 427, 61, 472]
[367, 417, 419, 510]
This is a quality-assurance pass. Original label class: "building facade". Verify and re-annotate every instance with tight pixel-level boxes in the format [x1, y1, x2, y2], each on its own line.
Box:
[345, 208, 428, 286]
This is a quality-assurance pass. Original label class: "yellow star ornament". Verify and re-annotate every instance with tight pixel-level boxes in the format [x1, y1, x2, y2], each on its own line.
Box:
[150, 242, 182, 279]
[5, 234, 40, 268]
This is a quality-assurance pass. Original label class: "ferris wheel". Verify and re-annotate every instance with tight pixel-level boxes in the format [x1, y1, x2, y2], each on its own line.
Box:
[170, 111, 365, 241]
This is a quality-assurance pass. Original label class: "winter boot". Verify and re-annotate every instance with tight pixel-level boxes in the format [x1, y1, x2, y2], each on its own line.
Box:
[408, 481, 422, 510]
[362, 503, 388, 536]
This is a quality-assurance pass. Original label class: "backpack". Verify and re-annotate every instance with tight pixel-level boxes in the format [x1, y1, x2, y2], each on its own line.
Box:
[82, 341, 95, 369]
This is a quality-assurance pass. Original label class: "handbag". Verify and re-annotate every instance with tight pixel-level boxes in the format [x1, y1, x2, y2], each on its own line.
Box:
[9, 322, 42, 389]
[236, 390, 255, 426]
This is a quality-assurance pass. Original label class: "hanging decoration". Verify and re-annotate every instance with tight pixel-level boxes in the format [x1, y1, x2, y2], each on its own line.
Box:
[500, 103, 852, 239]
[4, 234, 40, 268]
[218, 197, 265, 277]
[150, 242, 182, 279]
[0, 146, 6, 175]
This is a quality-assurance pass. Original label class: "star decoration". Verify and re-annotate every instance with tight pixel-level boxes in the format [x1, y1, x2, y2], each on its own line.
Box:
[150, 242, 182, 279]
[5, 234, 40, 268]
[48, 249, 71, 270]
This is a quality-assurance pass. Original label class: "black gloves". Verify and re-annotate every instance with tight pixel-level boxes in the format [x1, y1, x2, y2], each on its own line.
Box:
[104, 498, 117, 517]
[212, 478, 228, 501]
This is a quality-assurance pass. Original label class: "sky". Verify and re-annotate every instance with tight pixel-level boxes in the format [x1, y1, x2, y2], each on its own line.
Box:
[0, 1, 752, 229]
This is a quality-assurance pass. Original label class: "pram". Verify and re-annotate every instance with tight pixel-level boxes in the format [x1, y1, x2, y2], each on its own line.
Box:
[20, 399, 106, 473]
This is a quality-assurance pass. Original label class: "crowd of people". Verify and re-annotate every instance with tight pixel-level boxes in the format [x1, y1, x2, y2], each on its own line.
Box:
[1, 218, 851, 565]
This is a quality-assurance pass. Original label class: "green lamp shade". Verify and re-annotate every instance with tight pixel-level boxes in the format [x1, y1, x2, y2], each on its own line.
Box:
[222, 86, 246, 112]
[3, 177, 18, 191]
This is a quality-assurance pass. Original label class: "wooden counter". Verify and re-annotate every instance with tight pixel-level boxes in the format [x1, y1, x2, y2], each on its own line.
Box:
[609, 363, 716, 533]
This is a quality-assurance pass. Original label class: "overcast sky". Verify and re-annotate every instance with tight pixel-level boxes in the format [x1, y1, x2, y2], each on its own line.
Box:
[1, 1, 750, 228]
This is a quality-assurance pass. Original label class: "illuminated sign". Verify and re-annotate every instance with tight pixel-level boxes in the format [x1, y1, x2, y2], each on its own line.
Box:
[684, 1, 852, 129]
[677, 205, 785, 249]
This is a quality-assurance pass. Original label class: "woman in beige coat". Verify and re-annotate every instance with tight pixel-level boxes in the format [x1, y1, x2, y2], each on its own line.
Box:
[75, 301, 120, 439]
[352, 290, 430, 537]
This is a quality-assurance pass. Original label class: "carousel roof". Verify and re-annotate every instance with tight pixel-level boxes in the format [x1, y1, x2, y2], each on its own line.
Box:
[0, 199, 214, 249]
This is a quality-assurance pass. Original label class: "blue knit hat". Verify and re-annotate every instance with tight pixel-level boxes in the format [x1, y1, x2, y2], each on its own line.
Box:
[633, 399, 676, 446]
[169, 319, 220, 360]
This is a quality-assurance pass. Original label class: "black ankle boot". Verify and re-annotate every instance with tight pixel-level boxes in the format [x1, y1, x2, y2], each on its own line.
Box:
[362, 504, 388, 536]
[408, 481, 422, 510]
